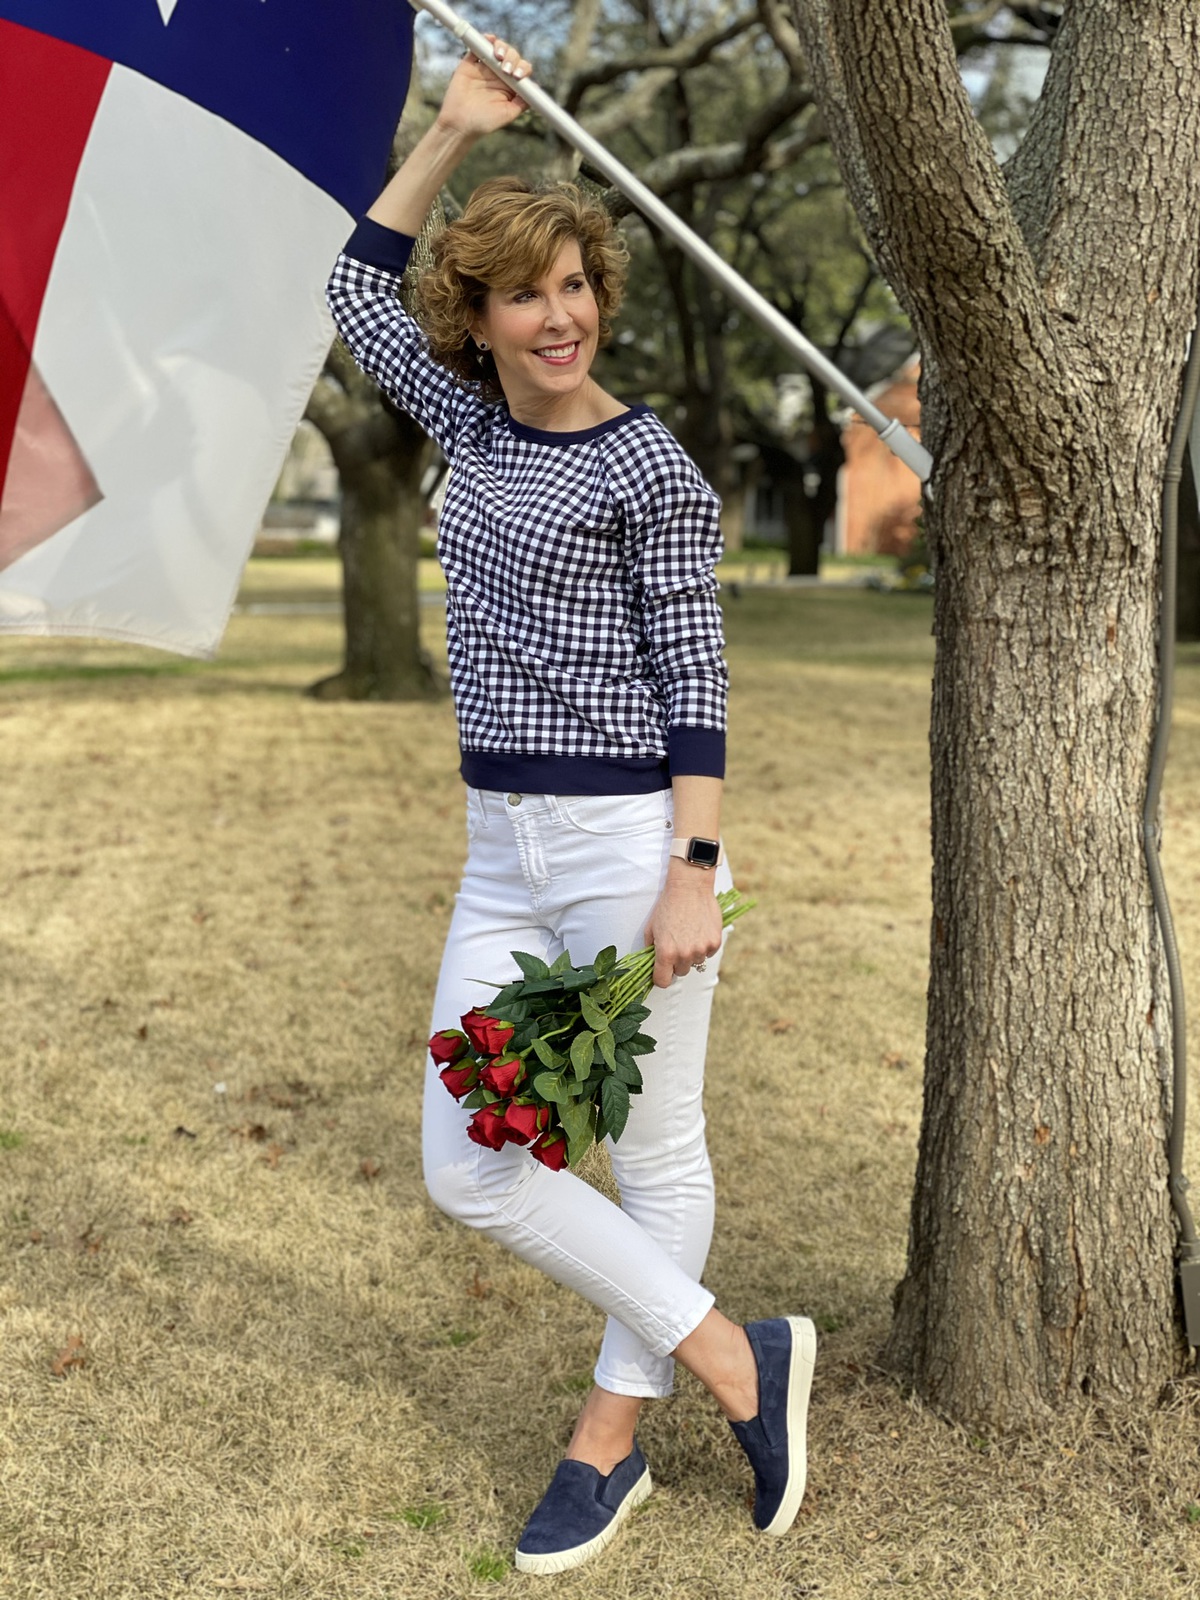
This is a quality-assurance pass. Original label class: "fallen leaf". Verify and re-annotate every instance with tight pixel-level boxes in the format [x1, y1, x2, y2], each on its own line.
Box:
[172, 1126, 197, 1140]
[466, 1269, 492, 1300]
[262, 1143, 285, 1169]
[359, 1158, 382, 1181]
[134, 1023, 149, 1041]
[881, 1050, 909, 1070]
[51, 1335, 86, 1377]
[168, 1207, 194, 1226]
[768, 1018, 796, 1034]
[231, 1122, 269, 1143]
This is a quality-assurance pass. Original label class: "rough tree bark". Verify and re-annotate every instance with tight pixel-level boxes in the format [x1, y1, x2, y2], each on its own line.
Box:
[794, 0, 1200, 1428]
[304, 341, 440, 701]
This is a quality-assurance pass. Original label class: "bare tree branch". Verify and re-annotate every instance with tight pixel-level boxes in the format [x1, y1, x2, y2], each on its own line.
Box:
[563, 7, 756, 113]
[618, 95, 820, 202]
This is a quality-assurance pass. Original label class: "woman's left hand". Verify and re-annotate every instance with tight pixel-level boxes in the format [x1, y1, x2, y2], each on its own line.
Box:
[645, 866, 723, 988]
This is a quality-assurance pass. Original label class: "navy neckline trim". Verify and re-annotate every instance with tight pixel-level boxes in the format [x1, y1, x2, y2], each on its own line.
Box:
[505, 404, 653, 447]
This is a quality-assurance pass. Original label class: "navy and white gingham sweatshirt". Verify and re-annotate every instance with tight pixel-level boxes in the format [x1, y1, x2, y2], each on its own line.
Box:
[326, 218, 728, 795]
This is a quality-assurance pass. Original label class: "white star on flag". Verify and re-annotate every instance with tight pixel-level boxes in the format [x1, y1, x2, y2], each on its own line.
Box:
[155, 0, 180, 23]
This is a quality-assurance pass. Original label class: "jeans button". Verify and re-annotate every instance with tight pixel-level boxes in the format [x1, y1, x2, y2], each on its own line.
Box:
[507, 792, 522, 806]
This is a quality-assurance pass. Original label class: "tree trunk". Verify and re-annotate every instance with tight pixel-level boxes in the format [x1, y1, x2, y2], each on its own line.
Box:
[786, 385, 843, 577]
[312, 442, 439, 701]
[783, 482, 821, 576]
[887, 409, 1177, 1426]
[305, 350, 441, 703]
[794, 0, 1200, 1428]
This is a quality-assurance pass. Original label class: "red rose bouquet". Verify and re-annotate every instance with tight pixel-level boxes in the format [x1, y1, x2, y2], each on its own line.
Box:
[429, 887, 753, 1171]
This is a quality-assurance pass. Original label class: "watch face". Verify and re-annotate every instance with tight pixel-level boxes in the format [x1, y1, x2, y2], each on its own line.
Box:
[687, 837, 721, 868]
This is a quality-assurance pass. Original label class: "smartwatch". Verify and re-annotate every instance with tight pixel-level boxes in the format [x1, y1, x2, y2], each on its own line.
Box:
[669, 836, 723, 870]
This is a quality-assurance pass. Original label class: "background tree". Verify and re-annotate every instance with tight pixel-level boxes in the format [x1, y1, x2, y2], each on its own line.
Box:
[304, 337, 439, 701]
[793, 0, 1200, 1427]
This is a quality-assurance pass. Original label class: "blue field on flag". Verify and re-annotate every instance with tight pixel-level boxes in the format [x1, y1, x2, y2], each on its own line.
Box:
[0, 0, 412, 213]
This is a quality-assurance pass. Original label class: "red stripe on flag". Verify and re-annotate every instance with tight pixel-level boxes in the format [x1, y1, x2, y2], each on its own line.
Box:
[0, 21, 111, 493]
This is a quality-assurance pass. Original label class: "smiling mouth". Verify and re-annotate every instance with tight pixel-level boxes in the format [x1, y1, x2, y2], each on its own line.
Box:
[534, 342, 580, 364]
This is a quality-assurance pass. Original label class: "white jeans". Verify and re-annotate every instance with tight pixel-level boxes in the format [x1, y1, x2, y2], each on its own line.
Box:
[422, 787, 733, 1399]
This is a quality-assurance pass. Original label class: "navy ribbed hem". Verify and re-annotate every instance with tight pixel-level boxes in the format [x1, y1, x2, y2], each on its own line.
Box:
[343, 218, 416, 276]
[668, 726, 725, 779]
[459, 751, 670, 796]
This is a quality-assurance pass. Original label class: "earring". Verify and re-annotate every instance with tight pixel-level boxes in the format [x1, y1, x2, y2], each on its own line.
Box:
[478, 339, 490, 351]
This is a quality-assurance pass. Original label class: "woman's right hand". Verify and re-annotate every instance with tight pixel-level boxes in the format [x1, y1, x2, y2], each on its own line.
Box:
[436, 36, 533, 139]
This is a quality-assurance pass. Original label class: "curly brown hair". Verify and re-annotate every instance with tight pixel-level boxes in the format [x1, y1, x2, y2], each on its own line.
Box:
[413, 177, 629, 403]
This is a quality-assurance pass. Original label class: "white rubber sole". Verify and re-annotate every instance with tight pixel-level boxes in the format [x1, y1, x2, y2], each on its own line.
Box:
[514, 1466, 652, 1576]
[761, 1315, 817, 1537]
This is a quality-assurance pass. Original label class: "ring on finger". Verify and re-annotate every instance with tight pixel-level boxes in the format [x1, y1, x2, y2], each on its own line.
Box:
[691, 959, 707, 973]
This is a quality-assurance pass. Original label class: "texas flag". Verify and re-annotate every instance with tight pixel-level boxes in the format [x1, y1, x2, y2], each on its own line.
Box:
[0, 1, 413, 655]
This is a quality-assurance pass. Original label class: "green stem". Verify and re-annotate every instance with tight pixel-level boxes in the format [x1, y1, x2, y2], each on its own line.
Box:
[606, 889, 755, 1014]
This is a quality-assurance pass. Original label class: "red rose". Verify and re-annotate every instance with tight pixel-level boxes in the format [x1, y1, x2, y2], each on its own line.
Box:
[530, 1131, 569, 1171]
[439, 1061, 479, 1101]
[466, 1103, 519, 1150]
[501, 1101, 549, 1145]
[461, 1007, 515, 1058]
[429, 1029, 469, 1067]
[481, 1052, 523, 1097]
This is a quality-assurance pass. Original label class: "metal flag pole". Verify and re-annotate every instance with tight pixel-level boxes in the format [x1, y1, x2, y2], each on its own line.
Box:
[408, 0, 934, 483]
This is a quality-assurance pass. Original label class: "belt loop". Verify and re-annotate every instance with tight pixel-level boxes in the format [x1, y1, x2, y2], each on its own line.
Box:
[546, 794, 564, 824]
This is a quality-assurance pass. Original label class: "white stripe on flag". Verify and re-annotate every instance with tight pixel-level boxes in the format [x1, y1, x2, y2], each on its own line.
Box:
[0, 64, 349, 656]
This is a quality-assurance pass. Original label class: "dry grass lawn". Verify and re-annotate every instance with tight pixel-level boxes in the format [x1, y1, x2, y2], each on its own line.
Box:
[1, 563, 1198, 1600]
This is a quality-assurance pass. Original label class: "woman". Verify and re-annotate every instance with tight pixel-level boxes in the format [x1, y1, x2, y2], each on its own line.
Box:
[326, 38, 816, 1576]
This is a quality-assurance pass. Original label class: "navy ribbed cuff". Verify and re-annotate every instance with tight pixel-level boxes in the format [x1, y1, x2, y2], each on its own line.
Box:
[668, 726, 725, 779]
[343, 217, 417, 276]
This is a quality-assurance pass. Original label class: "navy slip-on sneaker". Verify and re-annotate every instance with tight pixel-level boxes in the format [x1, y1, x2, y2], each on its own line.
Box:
[514, 1442, 652, 1576]
[729, 1315, 817, 1536]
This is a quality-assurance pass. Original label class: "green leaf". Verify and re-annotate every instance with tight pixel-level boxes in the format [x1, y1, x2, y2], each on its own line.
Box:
[548, 950, 575, 976]
[628, 1032, 658, 1056]
[601, 1077, 631, 1143]
[570, 1031, 596, 1080]
[609, 1014, 643, 1044]
[492, 982, 525, 1006]
[560, 967, 597, 992]
[533, 1072, 568, 1104]
[529, 1035, 561, 1068]
[462, 1087, 486, 1109]
[515, 978, 567, 997]
[593, 945, 617, 976]
[508, 1000, 530, 1022]
[512, 950, 550, 980]
[614, 1057, 643, 1090]
[597, 1028, 617, 1071]
[580, 993, 608, 1032]
[559, 1096, 596, 1166]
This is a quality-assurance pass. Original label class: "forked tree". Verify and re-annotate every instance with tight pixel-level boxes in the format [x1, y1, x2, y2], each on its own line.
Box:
[793, 0, 1200, 1427]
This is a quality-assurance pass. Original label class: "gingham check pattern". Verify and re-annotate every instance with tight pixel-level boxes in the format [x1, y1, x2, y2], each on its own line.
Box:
[327, 231, 727, 783]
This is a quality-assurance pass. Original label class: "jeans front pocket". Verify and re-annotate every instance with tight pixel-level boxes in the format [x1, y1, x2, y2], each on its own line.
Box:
[558, 791, 673, 839]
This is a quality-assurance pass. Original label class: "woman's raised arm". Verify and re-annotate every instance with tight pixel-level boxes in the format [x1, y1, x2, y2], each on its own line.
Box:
[366, 37, 532, 236]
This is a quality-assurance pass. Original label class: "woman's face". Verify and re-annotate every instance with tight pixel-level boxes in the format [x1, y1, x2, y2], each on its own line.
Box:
[472, 239, 600, 417]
